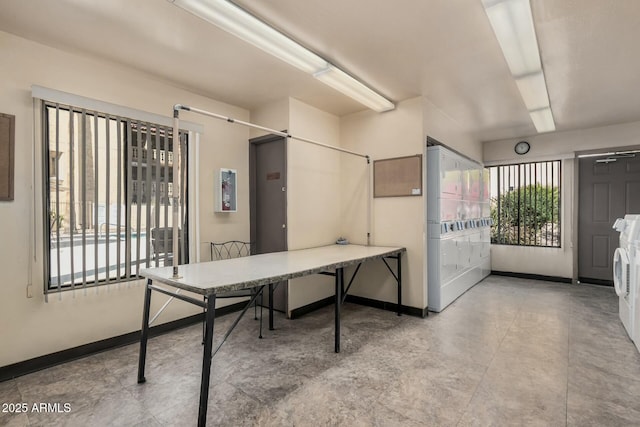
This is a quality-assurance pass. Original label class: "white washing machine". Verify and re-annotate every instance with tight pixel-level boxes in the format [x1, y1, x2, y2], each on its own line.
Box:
[612, 215, 640, 341]
[633, 236, 640, 353]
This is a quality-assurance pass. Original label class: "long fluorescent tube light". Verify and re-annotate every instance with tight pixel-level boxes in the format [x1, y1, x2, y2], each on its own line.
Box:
[169, 0, 395, 112]
[314, 66, 395, 113]
[482, 0, 555, 133]
[515, 71, 550, 111]
[529, 107, 555, 133]
[482, 0, 540, 76]
[170, 0, 326, 74]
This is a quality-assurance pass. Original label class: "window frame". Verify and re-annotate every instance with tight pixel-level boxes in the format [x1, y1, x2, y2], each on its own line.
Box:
[42, 101, 191, 294]
[489, 160, 562, 248]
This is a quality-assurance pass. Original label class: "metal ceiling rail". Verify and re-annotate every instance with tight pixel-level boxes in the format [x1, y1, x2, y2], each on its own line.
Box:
[170, 104, 372, 278]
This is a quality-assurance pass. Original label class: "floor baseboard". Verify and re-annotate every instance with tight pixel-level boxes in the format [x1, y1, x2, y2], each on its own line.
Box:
[289, 296, 334, 319]
[345, 294, 428, 318]
[492, 270, 572, 284]
[0, 300, 246, 383]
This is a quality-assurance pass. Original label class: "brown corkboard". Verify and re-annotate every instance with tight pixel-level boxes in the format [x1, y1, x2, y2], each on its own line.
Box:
[0, 113, 15, 201]
[373, 154, 422, 198]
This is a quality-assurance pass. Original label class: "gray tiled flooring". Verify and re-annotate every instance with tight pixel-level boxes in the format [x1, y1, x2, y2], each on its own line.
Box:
[2, 275, 640, 426]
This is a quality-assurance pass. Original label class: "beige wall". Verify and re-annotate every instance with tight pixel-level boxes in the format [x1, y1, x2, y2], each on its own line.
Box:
[483, 120, 640, 279]
[338, 96, 484, 311]
[340, 97, 426, 309]
[249, 98, 342, 313]
[483, 120, 640, 163]
[287, 99, 341, 311]
[0, 31, 250, 366]
[4, 25, 568, 368]
[13, 20, 621, 367]
[288, 98, 342, 249]
[423, 98, 483, 163]
[251, 95, 484, 313]
[249, 99, 289, 139]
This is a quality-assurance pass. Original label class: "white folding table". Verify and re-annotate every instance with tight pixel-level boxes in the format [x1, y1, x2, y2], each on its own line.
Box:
[137, 244, 405, 427]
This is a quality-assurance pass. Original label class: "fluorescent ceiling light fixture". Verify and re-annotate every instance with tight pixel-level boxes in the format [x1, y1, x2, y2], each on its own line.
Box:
[482, 0, 555, 133]
[529, 107, 555, 133]
[515, 71, 550, 111]
[170, 0, 325, 74]
[482, 0, 540, 76]
[169, 0, 395, 112]
[314, 66, 395, 112]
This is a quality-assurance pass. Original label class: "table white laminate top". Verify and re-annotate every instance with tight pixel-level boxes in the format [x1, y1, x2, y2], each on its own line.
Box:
[140, 244, 405, 296]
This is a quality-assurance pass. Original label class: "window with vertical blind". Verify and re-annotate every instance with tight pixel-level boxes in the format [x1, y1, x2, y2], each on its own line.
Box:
[489, 160, 561, 247]
[43, 102, 189, 293]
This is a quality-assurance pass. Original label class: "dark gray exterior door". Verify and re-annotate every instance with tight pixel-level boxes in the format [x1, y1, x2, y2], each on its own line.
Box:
[250, 134, 287, 312]
[578, 155, 640, 285]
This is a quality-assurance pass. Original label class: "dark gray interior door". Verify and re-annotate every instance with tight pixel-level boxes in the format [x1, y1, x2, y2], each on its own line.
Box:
[250, 134, 287, 312]
[578, 155, 640, 285]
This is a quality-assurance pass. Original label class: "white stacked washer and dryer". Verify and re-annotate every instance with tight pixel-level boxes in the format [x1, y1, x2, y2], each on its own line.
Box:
[427, 145, 491, 312]
[630, 218, 640, 354]
[612, 214, 640, 346]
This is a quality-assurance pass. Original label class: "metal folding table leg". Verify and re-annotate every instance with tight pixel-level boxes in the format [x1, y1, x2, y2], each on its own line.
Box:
[197, 295, 216, 427]
[269, 283, 275, 330]
[397, 252, 402, 316]
[335, 267, 343, 353]
[137, 279, 153, 384]
[383, 254, 403, 316]
[259, 291, 263, 339]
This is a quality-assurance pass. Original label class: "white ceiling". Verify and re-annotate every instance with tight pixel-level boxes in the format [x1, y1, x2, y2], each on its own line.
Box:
[1, 0, 639, 142]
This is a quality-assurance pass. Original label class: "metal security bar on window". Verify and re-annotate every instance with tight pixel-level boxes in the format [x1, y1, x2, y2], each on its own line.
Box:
[43, 102, 189, 294]
[489, 161, 561, 247]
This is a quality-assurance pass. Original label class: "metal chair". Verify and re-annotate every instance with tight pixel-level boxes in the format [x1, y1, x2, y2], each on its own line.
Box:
[211, 240, 253, 261]
[150, 227, 185, 266]
[204, 241, 264, 342]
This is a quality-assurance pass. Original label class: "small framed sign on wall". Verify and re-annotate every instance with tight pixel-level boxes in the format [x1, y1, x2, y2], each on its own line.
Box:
[0, 113, 15, 201]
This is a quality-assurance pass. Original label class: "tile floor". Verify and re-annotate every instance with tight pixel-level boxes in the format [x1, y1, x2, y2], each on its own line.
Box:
[2, 275, 640, 426]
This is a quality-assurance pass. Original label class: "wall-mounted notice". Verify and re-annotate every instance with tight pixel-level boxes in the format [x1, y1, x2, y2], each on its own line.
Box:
[373, 154, 422, 198]
[0, 113, 15, 201]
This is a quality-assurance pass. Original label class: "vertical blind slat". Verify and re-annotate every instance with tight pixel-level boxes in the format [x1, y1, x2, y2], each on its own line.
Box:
[145, 123, 152, 269]
[116, 118, 122, 282]
[135, 123, 142, 277]
[180, 134, 186, 264]
[154, 128, 162, 267]
[80, 109, 87, 290]
[94, 113, 99, 287]
[69, 109, 76, 292]
[164, 131, 170, 265]
[125, 120, 133, 280]
[55, 105, 62, 291]
[105, 115, 111, 284]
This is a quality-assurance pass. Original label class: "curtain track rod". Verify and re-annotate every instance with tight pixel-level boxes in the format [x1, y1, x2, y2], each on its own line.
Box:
[174, 104, 370, 161]
[170, 103, 372, 279]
